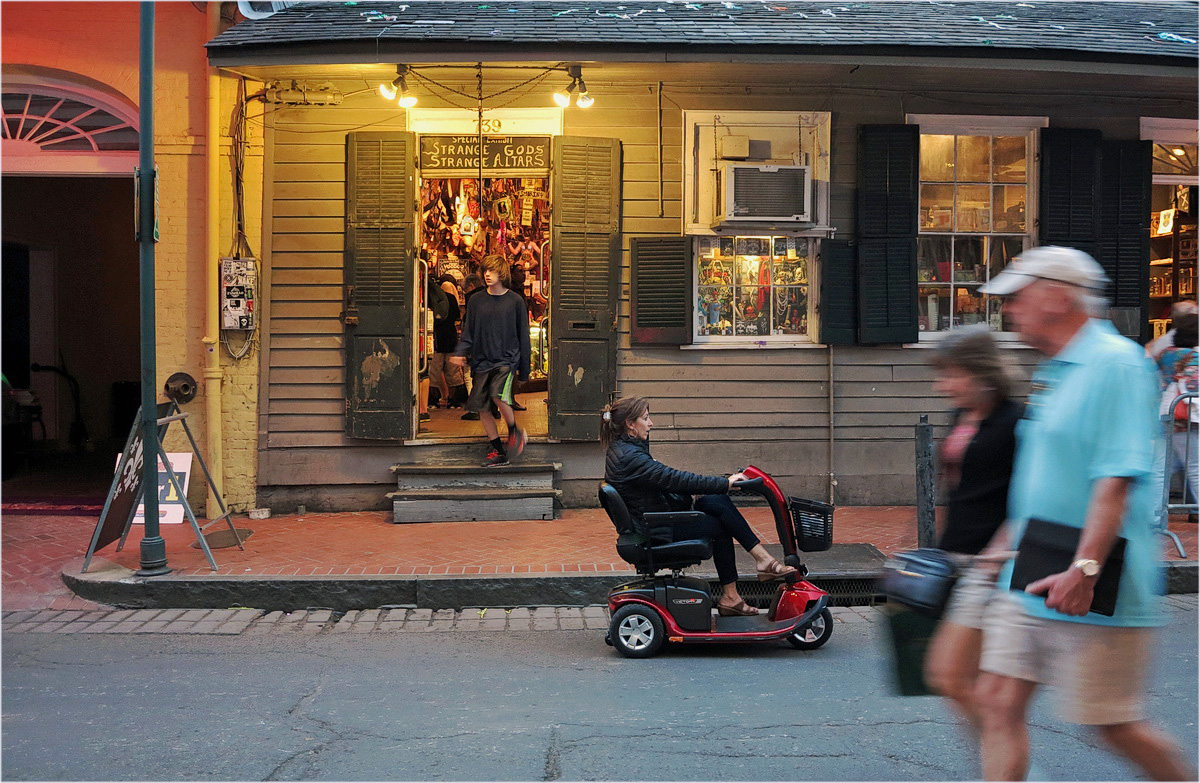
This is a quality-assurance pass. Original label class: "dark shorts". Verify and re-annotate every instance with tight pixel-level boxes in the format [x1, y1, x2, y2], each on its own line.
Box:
[467, 366, 516, 412]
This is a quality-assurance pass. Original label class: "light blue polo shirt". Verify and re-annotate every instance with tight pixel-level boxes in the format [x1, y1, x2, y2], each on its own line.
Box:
[1000, 318, 1166, 627]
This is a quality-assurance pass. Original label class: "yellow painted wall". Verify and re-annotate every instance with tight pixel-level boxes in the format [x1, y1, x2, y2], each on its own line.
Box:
[2, 2, 262, 512]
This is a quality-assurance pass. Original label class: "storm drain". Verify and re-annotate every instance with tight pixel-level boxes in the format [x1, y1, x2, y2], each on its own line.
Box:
[716, 575, 883, 608]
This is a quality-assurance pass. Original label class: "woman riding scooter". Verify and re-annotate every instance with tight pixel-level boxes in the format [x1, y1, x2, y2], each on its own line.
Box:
[601, 396, 797, 616]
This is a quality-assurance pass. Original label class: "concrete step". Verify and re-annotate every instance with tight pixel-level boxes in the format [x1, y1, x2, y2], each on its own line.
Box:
[389, 488, 562, 523]
[391, 461, 561, 491]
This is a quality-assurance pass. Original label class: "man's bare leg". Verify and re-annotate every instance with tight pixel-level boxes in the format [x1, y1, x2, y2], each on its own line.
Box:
[1097, 721, 1196, 782]
[977, 672, 1039, 781]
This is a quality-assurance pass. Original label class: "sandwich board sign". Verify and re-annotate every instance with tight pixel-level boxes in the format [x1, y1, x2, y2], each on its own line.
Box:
[116, 452, 192, 525]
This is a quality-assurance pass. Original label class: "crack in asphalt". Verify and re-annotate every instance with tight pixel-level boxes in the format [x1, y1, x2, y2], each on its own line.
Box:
[543, 725, 562, 781]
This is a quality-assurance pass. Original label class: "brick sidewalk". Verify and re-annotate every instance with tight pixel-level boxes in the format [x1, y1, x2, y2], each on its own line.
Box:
[4, 500, 1196, 612]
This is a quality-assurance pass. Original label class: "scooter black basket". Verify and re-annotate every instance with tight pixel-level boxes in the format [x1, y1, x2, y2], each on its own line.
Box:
[789, 496, 834, 552]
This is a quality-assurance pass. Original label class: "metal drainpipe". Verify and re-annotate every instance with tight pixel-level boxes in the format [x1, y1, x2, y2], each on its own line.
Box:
[202, 1, 225, 515]
[827, 344, 836, 505]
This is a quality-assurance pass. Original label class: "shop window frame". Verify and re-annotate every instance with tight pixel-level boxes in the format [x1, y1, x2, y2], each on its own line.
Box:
[907, 114, 1047, 342]
[689, 234, 820, 346]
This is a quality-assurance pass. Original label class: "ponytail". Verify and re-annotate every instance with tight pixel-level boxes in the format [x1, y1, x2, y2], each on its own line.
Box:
[600, 396, 649, 448]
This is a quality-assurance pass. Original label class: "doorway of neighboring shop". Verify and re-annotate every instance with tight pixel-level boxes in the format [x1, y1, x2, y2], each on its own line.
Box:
[416, 173, 551, 441]
[1, 176, 139, 487]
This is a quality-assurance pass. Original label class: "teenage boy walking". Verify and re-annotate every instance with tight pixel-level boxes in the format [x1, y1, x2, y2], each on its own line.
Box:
[451, 254, 530, 466]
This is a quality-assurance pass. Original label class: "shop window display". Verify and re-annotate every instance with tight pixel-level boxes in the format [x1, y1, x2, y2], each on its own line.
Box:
[420, 176, 550, 323]
[917, 132, 1031, 333]
[695, 236, 811, 339]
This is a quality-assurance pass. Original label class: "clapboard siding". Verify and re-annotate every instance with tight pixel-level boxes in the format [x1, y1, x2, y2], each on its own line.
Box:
[254, 64, 1183, 506]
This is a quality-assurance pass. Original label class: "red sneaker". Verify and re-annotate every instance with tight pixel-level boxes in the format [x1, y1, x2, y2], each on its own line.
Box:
[506, 426, 527, 459]
[482, 448, 509, 467]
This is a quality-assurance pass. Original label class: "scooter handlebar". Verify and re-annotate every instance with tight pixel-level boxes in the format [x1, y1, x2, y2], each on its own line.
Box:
[730, 477, 765, 491]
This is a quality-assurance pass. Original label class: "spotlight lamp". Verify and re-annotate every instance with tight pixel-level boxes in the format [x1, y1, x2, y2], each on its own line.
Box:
[378, 65, 417, 108]
[553, 64, 594, 108]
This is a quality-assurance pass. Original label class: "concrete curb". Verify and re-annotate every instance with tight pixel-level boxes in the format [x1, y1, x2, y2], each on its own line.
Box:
[62, 556, 884, 611]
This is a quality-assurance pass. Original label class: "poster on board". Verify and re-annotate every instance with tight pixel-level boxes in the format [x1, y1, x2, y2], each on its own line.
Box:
[115, 452, 193, 525]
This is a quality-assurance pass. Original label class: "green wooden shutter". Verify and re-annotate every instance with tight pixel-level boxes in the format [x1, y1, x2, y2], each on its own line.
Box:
[631, 236, 693, 346]
[1098, 139, 1152, 340]
[818, 239, 856, 345]
[856, 125, 918, 344]
[343, 132, 416, 440]
[549, 136, 621, 441]
[1039, 128, 1102, 255]
[858, 238, 918, 344]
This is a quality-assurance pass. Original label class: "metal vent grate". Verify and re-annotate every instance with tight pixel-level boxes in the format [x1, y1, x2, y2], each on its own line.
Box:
[729, 167, 810, 219]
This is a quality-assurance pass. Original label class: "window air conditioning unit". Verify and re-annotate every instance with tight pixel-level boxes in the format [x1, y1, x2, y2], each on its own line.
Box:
[714, 164, 812, 225]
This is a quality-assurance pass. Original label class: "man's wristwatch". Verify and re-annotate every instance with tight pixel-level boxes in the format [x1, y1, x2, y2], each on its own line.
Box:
[1072, 558, 1101, 578]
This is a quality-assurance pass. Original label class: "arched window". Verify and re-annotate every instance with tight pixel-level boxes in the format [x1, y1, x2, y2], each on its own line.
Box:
[1, 73, 139, 175]
[2, 92, 138, 151]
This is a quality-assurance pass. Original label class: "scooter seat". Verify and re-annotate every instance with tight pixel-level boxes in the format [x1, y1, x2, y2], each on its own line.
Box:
[602, 483, 713, 574]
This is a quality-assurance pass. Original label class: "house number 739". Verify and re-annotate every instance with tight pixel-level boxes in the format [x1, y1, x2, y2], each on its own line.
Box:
[477, 118, 502, 133]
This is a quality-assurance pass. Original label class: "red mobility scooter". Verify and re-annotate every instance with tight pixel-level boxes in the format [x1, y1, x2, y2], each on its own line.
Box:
[602, 465, 834, 658]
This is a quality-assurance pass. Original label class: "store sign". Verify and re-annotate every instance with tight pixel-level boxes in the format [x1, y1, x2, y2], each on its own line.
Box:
[419, 135, 550, 175]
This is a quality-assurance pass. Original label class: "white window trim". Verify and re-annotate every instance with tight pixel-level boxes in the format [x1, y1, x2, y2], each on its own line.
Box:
[908, 114, 1047, 342]
[1141, 117, 1199, 185]
[682, 110, 833, 236]
[1140, 117, 1198, 145]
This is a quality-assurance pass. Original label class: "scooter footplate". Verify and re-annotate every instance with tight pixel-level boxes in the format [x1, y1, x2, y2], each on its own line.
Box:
[711, 615, 801, 634]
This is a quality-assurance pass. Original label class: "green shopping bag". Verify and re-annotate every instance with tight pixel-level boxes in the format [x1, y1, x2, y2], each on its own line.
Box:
[881, 605, 940, 697]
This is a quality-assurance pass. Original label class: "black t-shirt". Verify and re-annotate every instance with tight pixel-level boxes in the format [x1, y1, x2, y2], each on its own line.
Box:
[936, 398, 1023, 555]
[454, 288, 531, 377]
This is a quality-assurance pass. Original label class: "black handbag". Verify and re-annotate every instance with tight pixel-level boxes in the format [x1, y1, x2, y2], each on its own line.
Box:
[880, 548, 960, 618]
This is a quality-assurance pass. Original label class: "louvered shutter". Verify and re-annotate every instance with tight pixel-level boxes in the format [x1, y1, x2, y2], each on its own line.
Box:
[856, 125, 918, 344]
[343, 132, 416, 440]
[549, 136, 621, 440]
[1039, 128, 1101, 255]
[1097, 140, 1151, 340]
[631, 236, 692, 346]
[818, 239, 856, 345]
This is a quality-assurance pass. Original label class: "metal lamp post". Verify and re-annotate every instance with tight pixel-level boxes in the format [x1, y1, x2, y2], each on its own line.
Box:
[136, 0, 169, 576]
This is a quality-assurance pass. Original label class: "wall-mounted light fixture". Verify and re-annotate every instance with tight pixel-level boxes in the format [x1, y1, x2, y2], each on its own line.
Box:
[378, 65, 417, 108]
[552, 64, 594, 108]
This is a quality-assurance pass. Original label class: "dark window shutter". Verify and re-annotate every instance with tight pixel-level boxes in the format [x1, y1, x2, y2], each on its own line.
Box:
[1039, 128, 1101, 247]
[630, 236, 693, 346]
[1097, 140, 1151, 308]
[856, 125, 918, 344]
[858, 239, 918, 344]
[818, 239, 856, 345]
[549, 135, 622, 440]
[343, 132, 415, 440]
[858, 125, 919, 238]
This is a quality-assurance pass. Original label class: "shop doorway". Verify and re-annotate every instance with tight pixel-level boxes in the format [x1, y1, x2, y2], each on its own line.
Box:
[416, 175, 551, 440]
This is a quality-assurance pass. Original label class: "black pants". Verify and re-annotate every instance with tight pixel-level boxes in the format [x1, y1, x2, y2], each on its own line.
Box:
[669, 494, 761, 585]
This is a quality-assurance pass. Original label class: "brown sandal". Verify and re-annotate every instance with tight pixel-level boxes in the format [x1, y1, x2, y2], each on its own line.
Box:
[756, 558, 799, 582]
[715, 598, 759, 617]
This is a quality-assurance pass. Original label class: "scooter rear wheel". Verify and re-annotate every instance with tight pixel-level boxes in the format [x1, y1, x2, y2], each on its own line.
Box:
[787, 608, 833, 650]
[609, 604, 665, 658]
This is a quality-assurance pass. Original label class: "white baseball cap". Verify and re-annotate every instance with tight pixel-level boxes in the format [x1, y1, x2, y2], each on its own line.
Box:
[979, 245, 1109, 296]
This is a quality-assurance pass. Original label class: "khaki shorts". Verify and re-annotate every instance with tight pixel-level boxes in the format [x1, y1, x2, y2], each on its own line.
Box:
[979, 593, 1153, 725]
[943, 562, 1000, 630]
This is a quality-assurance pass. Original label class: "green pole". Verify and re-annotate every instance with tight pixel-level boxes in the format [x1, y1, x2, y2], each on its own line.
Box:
[136, 0, 169, 576]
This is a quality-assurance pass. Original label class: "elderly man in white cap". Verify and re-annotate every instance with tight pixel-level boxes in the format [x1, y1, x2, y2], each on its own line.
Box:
[971, 246, 1193, 781]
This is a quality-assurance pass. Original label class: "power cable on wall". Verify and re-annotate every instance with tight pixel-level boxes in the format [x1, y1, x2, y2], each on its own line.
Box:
[223, 76, 257, 360]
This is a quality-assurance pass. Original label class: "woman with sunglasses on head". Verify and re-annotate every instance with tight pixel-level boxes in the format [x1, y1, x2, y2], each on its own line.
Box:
[600, 395, 796, 616]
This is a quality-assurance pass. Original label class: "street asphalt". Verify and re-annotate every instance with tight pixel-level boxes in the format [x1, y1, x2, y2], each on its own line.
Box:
[2, 596, 1196, 781]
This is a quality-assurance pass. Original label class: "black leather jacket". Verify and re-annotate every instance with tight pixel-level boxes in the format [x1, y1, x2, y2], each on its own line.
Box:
[604, 434, 729, 531]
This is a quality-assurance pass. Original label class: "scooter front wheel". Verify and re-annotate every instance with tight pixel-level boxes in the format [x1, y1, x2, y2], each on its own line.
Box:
[609, 604, 665, 658]
[787, 608, 833, 650]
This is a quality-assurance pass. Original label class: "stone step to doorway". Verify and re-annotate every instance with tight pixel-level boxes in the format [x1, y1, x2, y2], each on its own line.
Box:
[388, 487, 562, 523]
[390, 461, 561, 491]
